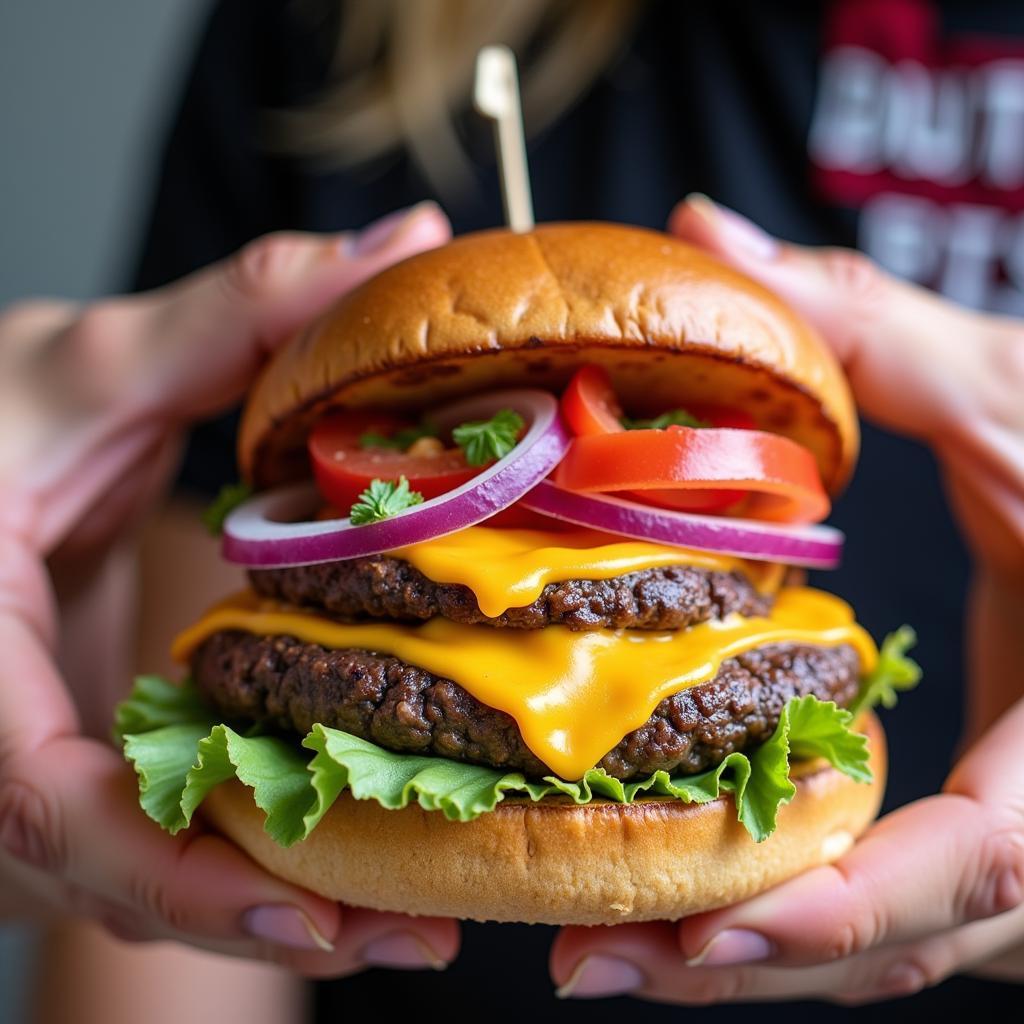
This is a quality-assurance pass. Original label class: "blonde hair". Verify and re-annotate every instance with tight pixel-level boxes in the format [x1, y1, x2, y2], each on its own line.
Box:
[270, 0, 639, 196]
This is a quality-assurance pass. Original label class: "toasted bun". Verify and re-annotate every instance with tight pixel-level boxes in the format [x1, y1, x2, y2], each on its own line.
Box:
[204, 712, 885, 925]
[240, 222, 858, 494]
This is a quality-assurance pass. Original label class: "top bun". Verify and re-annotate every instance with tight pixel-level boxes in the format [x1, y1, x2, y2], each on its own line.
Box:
[240, 222, 858, 492]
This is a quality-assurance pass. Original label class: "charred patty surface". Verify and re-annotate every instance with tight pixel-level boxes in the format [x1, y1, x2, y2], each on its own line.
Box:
[248, 558, 772, 631]
[192, 631, 860, 780]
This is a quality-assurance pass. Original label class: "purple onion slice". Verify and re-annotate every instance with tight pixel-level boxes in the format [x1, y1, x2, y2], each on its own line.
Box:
[221, 389, 570, 568]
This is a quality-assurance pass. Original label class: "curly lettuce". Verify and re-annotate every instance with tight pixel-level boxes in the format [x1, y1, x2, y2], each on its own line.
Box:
[115, 629, 918, 845]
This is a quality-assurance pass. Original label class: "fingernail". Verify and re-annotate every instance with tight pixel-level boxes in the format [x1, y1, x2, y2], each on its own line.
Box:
[348, 201, 441, 257]
[242, 904, 334, 952]
[685, 194, 779, 261]
[362, 931, 448, 971]
[555, 955, 645, 999]
[686, 928, 774, 967]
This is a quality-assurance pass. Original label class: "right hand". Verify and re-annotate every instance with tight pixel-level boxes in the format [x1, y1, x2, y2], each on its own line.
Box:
[0, 203, 461, 975]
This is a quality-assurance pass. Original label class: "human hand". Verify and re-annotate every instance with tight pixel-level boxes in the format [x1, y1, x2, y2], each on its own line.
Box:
[0, 203, 461, 975]
[550, 195, 1024, 1003]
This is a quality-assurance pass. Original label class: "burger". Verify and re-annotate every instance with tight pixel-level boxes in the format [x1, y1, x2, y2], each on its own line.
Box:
[117, 222, 919, 925]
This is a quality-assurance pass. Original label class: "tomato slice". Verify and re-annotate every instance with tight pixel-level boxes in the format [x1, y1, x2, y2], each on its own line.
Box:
[308, 411, 479, 511]
[633, 485, 749, 514]
[686, 404, 757, 431]
[560, 365, 624, 436]
[554, 424, 830, 524]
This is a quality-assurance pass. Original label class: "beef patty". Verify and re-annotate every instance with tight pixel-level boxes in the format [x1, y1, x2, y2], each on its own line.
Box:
[249, 558, 772, 631]
[192, 631, 860, 780]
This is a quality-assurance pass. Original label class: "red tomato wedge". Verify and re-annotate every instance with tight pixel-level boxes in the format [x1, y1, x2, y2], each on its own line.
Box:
[554, 424, 831, 524]
[560, 364, 625, 436]
[559, 366, 774, 515]
[308, 411, 479, 511]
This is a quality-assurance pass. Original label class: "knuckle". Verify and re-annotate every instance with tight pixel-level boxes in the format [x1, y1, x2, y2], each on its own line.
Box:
[221, 232, 310, 301]
[819, 247, 885, 303]
[705, 966, 753, 1003]
[823, 920, 863, 962]
[128, 870, 189, 934]
[673, 967, 757, 1006]
[819, 864, 887, 961]
[0, 774, 66, 874]
[829, 956, 934, 1006]
[69, 301, 126, 355]
[0, 300, 62, 336]
[960, 821, 1024, 922]
[986, 324, 1024, 425]
[63, 302, 137, 389]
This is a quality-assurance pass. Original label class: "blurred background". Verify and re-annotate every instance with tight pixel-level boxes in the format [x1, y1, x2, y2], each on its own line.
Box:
[0, 1, 208, 308]
[0, 4, 209, 1019]
[2, 0, 1022, 1019]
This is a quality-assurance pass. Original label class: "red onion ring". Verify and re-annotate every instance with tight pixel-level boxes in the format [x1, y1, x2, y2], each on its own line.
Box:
[520, 480, 844, 568]
[222, 390, 570, 567]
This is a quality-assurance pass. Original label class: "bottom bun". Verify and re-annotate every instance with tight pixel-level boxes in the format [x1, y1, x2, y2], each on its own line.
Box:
[204, 712, 886, 925]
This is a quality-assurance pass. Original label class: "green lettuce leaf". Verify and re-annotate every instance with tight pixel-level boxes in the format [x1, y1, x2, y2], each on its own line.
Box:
[849, 625, 921, 716]
[117, 643, 912, 846]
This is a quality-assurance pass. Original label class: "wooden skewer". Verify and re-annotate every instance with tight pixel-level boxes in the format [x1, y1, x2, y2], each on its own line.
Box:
[473, 45, 535, 233]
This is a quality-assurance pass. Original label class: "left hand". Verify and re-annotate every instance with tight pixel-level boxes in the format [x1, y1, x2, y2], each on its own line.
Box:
[0, 206, 462, 974]
[550, 195, 1024, 1004]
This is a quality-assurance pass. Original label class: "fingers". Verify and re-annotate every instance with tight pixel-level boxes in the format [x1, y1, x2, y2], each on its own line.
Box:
[9, 203, 451, 553]
[266, 907, 460, 978]
[664, 698, 1024, 971]
[552, 906, 1024, 1004]
[668, 195, 1024, 449]
[550, 701, 1024, 995]
[140, 201, 452, 420]
[0, 534, 453, 969]
[3, 733, 461, 973]
[672, 798, 1021, 971]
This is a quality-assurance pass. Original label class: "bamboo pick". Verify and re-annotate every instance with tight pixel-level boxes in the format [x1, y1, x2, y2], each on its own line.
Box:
[473, 45, 535, 232]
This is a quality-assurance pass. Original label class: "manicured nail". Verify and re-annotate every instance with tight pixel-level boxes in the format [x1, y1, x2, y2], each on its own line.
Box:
[242, 904, 334, 952]
[556, 955, 645, 999]
[686, 928, 774, 967]
[685, 194, 779, 261]
[348, 201, 441, 257]
[362, 931, 448, 971]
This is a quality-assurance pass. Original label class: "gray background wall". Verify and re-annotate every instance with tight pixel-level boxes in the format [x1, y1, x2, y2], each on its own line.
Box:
[0, 0, 209, 305]
[0, 2, 210, 1018]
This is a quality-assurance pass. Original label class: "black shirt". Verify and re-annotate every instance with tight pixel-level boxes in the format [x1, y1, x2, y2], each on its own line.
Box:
[133, 0, 1022, 1014]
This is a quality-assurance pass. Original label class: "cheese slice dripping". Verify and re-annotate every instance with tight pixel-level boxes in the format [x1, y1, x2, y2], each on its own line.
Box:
[388, 526, 785, 617]
[174, 587, 877, 781]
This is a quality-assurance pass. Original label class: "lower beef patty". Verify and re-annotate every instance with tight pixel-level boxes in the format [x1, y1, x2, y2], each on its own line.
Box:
[192, 631, 861, 780]
[249, 558, 771, 631]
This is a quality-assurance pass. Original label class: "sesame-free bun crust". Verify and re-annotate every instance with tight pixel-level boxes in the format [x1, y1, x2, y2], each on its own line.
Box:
[203, 712, 885, 925]
[240, 223, 858, 493]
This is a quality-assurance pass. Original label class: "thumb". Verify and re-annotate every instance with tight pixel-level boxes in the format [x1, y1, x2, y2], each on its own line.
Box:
[668, 195, 1019, 448]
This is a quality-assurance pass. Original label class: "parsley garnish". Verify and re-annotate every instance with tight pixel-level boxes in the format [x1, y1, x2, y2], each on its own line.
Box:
[349, 476, 424, 525]
[621, 408, 709, 430]
[359, 423, 437, 451]
[452, 408, 524, 466]
[202, 482, 253, 536]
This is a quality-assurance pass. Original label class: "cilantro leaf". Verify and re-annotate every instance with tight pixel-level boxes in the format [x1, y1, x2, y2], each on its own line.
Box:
[359, 423, 437, 451]
[202, 482, 253, 536]
[452, 409, 524, 466]
[850, 626, 922, 716]
[622, 409, 709, 430]
[349, 476, 424, 525]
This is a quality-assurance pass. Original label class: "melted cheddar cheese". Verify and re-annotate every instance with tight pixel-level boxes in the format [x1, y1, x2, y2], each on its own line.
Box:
[174, 587, 876, 781]
[388, 527, 785, 616]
